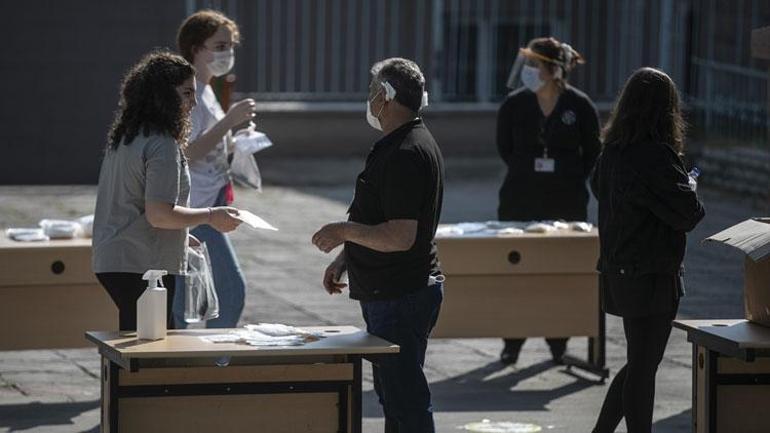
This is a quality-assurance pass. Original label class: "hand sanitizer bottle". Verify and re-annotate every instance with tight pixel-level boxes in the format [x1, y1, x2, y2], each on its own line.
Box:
[137, 270, 168, 340]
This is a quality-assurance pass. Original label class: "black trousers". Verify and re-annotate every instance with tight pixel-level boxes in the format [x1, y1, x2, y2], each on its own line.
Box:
[592, 309, 676, 433]
[96, 272, 177, 331]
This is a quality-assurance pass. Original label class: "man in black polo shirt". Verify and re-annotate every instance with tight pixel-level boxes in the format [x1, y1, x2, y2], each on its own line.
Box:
[312, 57, 444, 433]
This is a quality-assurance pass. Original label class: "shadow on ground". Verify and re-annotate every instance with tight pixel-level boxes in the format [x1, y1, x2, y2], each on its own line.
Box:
[363, 360, 599, 417]
[0, 400, 98, 432]
[653, 409, 692, 432]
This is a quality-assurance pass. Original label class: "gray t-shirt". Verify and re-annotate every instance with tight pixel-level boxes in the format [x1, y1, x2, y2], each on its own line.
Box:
[92, 133, 190, 275]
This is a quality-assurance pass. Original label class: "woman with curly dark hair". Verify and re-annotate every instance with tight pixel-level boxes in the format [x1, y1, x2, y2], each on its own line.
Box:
[92, 50, 243, 331]
[590, 67, 705, 432]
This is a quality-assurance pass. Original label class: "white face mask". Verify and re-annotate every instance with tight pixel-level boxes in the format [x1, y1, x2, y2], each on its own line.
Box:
[207, 48, 235, 77]
[366, 98, 384, 131]
[521, 64, 544, 92]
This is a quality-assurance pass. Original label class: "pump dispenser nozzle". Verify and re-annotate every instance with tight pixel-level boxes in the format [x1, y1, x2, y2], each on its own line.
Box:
[142, 270, 168, 289]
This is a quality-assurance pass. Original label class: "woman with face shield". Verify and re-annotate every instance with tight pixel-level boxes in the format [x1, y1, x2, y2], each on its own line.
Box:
[172, 10, 254, 329]
[496, 37, 601, 366]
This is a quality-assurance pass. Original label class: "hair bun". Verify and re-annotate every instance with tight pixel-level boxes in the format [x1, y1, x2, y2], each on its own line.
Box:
[561, 43, 585, 70]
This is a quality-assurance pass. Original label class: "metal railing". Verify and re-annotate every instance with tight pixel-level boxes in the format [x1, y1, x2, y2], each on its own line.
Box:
[188, 0, 768, 145]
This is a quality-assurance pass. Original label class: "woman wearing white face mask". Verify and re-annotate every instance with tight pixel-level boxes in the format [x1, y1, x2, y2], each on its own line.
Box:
[496, 37, 601, 366]
[172, 10, 253, 329]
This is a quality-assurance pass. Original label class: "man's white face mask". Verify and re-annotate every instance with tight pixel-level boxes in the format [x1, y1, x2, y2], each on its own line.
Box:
[365, 81, 429, 131]
[208, 48, 235, 77]
[366, 98, 384, 131]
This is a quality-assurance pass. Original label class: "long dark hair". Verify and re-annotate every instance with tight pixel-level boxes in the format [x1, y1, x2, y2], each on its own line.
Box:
[603, 67, 686, 153]
[107, 50, 195, 149]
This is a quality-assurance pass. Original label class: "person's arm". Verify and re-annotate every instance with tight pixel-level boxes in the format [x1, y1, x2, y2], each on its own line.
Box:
[145, 202, 241, 233]
[185, 98, 256, 161]
[631, 145, 705, 232]
[580, 99, 602, 179]
[185, 120, 232, 161]
[496, 99, 515, 166]
[143, 137, 242, 233]
[312, 149, 424, 254]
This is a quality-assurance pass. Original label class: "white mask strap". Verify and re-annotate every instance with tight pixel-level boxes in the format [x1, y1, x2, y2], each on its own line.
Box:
[420, 91, 429, 109]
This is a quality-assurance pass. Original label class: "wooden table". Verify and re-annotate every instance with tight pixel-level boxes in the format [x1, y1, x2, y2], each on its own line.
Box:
[433, 224, 607, 380]
[86, 326, 398, 433]
[0, 237, 116, 349]
[674, 319, 770, 433]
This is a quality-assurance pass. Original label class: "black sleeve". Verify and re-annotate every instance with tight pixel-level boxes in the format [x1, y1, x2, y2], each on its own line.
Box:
[496, 99, 515, 166]
[631, 146, 705, 232]
[580, 98, 602, 179]
[381, 149, 426, 221]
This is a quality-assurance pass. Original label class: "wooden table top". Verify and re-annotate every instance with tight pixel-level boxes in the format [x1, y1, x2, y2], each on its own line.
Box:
[673, 319, 770, 349]
[0, 236, 91, 250]
[86, 326, 399, 363]
[435, 223, 598, 241]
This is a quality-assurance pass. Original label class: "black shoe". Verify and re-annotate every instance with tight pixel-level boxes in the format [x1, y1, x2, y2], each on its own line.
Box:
[500, 348, 519, 365]
[548, 339, 567, 364]
[500, 339, 522, 365]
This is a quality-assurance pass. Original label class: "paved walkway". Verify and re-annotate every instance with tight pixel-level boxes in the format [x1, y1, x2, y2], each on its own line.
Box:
[0, 157, 759, 432]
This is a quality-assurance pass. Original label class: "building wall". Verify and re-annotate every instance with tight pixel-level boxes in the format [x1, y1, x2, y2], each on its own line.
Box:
[1, 0, 766, 184]
[0, 1, 187, 184]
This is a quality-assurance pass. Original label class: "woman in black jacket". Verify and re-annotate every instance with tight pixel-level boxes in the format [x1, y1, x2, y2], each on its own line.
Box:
[590, 68, 705, 433]
[497, 37, 601, 365]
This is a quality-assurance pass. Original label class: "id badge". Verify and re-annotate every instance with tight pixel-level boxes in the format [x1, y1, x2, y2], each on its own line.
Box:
[534, 158, 555, 173]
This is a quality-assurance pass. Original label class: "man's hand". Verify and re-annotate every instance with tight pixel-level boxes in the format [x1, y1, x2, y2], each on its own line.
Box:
[312, 222, 348, 253]
[322, 256, 347, 295]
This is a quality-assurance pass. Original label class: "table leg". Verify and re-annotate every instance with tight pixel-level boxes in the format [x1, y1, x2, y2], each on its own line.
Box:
[564, 304, 609, 382]
[102, 357, 120, 433]
[351, 355, 362, 433]
[704, 348, 718, 433]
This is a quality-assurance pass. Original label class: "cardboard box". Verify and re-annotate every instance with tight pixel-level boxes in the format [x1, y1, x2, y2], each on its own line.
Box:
[0, 237, 117, 349]
[706, 218, 770, 326]
[433, 226, 600, 338]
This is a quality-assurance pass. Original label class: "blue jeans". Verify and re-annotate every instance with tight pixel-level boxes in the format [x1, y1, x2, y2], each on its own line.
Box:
[360, 283, 443, 433]
[173, 188, 246, 329]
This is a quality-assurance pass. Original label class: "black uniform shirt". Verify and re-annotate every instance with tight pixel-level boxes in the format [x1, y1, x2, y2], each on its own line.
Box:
[496, 85, 601, 221]
[346, 118, 445, 301]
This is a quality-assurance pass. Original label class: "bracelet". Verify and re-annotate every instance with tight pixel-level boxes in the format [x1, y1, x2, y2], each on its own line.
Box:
[207, 207, 212, 223]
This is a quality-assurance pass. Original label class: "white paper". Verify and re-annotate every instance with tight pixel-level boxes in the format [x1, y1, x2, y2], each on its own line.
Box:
[236, 210, 278, 231]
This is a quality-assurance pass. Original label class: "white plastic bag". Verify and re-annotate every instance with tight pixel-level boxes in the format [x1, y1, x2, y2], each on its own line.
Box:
[38, 219, 82, 239]
[230, 123, 273, 191]
[231, 149, 262, 191]
[184, 242, 219, 323]
[233, 123, 273, 154]
[77, 215, 94, 238]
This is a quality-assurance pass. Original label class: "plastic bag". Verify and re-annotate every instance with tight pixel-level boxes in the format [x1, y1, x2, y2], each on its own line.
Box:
[230, 149, 262, 191]
[184, 242, 219, 323]
[233, 123, 273, 154]
[39, 219, 82, 239]
[77, 215, 94, 238]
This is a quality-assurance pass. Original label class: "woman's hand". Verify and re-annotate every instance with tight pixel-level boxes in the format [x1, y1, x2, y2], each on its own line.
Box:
[224, 98, 256, 129]
[209, 207, 243, 233]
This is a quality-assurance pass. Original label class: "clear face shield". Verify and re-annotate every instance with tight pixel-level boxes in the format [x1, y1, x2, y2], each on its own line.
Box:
[505, 48, 563, 90]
